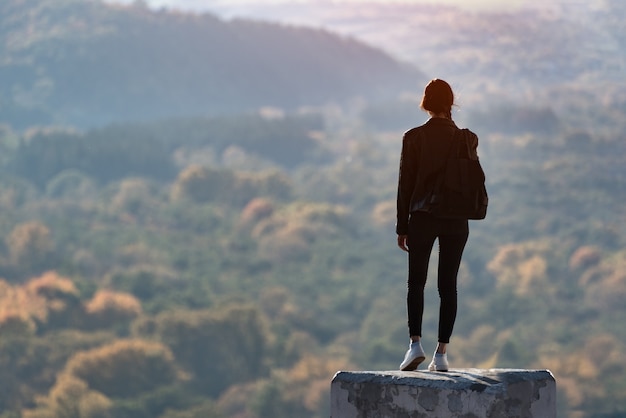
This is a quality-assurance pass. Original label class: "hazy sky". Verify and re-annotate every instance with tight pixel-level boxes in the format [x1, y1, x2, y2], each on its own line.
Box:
[116, 0, 532, 13]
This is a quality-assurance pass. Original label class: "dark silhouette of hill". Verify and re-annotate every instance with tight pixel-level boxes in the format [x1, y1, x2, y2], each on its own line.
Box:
[0, 0, 424, 129]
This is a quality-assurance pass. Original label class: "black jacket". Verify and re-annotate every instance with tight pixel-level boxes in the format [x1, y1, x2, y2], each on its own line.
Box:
[396, 117, 479, 235]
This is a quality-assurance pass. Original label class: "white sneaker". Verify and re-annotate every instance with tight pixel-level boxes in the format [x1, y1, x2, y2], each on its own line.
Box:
[428, 352, 449, 372]
[399, 341, 426, 371]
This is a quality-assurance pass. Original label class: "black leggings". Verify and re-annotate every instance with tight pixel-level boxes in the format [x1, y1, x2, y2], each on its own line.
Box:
[407, 214, 468, 343]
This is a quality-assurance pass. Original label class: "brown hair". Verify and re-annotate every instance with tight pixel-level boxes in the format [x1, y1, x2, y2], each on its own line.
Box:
[420, 78, 454, 119]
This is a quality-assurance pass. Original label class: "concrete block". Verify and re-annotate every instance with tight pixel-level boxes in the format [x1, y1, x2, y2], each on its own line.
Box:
[331, 368, 556, 418]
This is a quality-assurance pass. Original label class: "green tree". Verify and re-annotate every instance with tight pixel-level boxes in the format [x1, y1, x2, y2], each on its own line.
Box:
[22, 373, 113, 418]
[83, 290, 143, 330]
[150, 305, 270, 397]
[64, 340, 179, 399]
[6, 221, 56, 277]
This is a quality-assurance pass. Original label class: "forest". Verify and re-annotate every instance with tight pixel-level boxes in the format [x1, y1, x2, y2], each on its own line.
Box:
[1, 1, 626, 418]
[0, 0, 419, 129]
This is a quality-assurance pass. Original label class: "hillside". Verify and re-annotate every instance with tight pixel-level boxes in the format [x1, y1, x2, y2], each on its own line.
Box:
[0, 104, 625, 417]
[203, 1, 626, 132]
[0, 0, 423, 129]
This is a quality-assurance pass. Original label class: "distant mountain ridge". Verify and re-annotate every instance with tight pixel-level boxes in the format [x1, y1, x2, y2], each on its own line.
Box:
[196, 0, 626, 120]
[0, 0, 424, 128]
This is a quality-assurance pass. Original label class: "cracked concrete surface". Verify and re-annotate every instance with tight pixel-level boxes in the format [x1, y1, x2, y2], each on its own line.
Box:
[330, 369, 556, 418]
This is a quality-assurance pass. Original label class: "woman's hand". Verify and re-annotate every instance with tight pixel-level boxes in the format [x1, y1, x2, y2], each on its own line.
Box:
[397, 235, 409, 252]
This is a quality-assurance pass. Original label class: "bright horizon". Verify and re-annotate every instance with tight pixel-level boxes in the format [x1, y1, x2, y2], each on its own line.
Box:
[112, 0, 534, 13]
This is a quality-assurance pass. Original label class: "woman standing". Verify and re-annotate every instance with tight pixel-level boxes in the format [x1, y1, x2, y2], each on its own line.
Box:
[396, 79, 479, 372]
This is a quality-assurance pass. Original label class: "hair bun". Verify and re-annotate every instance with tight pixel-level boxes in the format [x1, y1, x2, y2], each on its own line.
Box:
[421, 79, 454, 116]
